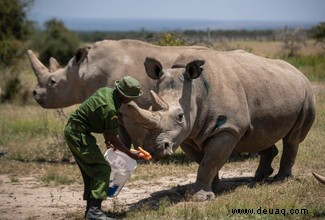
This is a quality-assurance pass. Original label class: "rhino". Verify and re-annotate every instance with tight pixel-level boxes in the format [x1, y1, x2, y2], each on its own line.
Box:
[27, 39, 207, 146]
[126, 49, 316, 200]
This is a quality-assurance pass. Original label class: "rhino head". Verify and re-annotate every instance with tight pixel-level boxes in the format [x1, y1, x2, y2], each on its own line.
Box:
[126, 57, 205, 159]
[28, 47, 92, 108]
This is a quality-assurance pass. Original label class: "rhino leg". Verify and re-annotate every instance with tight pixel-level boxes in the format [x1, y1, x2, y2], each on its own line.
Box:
[181, 141, 220, 193]
[194, 131, 237, 201]
[254, 145, 278, 181]
[274, 94, 316, 181]
[274, 141, 298, 181]
[180, 140, 203, 164]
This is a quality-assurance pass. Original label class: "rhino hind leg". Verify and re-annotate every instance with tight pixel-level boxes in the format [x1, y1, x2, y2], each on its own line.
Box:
[275, 95, 316, 181]
[254, 145, 278, 182]
[274, 141, 298, 181]
[274, 88, 316, 181]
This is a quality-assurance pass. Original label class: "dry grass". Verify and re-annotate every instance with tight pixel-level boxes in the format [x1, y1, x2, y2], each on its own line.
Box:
[220, 40, 323, 57]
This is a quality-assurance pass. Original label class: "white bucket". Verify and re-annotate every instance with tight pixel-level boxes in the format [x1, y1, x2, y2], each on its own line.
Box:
[104, 148, 137, 197]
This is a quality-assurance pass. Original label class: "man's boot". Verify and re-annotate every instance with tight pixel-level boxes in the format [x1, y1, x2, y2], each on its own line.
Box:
[86, 199, 114, 220]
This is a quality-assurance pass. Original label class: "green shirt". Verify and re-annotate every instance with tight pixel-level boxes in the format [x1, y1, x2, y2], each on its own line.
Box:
[70, 87, 121, 135]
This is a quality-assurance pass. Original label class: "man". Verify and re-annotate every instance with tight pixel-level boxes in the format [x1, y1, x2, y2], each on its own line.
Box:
[64, 76, 143, 220]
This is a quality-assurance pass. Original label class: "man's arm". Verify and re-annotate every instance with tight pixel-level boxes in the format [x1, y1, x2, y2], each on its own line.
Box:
[103, 132, 140, 160]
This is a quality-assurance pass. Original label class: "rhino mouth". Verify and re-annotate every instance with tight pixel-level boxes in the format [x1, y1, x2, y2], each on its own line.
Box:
[164, 148, 173, 156]
[33, 95, 45, 105]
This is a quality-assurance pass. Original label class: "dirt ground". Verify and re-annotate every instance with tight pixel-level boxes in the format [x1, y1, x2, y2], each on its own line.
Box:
[0, 168, 255, 220]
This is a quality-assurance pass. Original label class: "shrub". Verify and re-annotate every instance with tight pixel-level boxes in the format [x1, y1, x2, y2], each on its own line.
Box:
[34, 19, 80, 65]
[156, 33, 186, 46]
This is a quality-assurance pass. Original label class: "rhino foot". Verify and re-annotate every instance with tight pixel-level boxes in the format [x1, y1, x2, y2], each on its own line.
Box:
[193, 189, 215, 201]
[273, 173, 293, 181]
[254, 167, 274, 182]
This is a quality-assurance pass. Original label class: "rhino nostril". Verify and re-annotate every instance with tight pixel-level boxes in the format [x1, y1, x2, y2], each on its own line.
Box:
[164, 142, 170, 149]
[32, 90, 37, 96]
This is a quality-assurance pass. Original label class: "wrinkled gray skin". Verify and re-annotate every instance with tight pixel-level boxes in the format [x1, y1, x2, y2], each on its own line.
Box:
[28, 39, 207, 147]
[127, 49, 316, 201]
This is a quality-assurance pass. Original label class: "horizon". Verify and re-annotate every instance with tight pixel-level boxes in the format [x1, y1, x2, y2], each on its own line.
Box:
[28, 0, 325, 31]
[31, 17, 320, 32]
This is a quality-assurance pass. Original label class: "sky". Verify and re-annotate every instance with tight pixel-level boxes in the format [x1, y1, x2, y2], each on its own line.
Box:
[28, 0, 325, 23]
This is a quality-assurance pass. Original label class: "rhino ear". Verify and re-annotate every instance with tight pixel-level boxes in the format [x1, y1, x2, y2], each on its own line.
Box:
[185, 60, 205, 79]
[144, 57, 163, 80]
[74, 46, 90, 65]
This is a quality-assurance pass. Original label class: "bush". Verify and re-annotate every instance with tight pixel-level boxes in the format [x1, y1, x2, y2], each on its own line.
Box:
[33, 19, 80, 65]
[0, 0, 34, 66]
[156, 33, 186, 46]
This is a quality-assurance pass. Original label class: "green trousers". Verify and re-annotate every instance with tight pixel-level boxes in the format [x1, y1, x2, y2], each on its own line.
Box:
[64, 122, 110, 201]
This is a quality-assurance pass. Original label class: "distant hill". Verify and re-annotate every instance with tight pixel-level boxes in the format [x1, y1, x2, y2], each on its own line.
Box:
[33, 18, 319, 31]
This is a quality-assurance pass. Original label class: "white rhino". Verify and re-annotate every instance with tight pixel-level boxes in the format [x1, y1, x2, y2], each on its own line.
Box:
[28, 39, 207, 146]
[126, 49, 316, 200]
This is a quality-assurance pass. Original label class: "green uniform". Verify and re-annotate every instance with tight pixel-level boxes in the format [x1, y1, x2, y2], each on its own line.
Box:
[64, 87, 121, 200]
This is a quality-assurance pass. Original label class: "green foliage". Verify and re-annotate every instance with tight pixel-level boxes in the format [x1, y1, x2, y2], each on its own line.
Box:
[310, 22, 325, 43]
[39, 170, 74, 185]
[285, 56, 325, 81]
[34, 19, 81, 65]
[0, 0, 34, 65]
[1, 74, 22, 102]
[157, 33, 186, 46]
[0, 0, 32, 41]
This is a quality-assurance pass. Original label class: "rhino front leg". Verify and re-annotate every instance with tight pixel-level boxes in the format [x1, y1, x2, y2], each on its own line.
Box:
[181, 141, 220, 193]
[194, 131, 238, 201]
[181, 140, 203, 164]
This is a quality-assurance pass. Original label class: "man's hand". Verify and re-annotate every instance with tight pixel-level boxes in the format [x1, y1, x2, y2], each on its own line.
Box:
[130, 147, 152, 161]
[105, 140, 116, 150]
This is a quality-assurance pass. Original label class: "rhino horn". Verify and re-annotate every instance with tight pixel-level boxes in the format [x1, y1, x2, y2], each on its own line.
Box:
[150, 90, 168, 111]
[312, 172, 325, 185]
[49, 57, 60, 72]
[127, 101, 160, 130]
[27, 50, 49, 81]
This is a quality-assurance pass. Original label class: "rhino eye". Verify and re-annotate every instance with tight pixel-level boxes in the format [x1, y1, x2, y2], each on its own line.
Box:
[49, 78, 57, 87]
[177, 112, 184, 122]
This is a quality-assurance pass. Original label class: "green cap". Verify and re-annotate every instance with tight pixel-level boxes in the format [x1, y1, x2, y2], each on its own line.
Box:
[115, 76, 143, 98]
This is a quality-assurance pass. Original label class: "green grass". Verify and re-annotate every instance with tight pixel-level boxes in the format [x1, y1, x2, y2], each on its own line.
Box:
[285, 56, 325, 81]
[39, 169, 75, 186]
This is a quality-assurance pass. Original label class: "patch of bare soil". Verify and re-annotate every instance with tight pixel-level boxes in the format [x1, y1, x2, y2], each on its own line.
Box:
[0, 169, 255, 220]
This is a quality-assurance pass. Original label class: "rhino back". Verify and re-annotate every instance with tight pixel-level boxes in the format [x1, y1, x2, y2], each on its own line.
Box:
[83, 40, 207, 108]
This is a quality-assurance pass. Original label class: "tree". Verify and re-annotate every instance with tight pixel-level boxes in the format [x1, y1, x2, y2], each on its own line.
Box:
[36, 19, 81, 65]
[277, 27, 307, 57]
[310, 22, 325, 51]
[0, 0, 34, 65]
